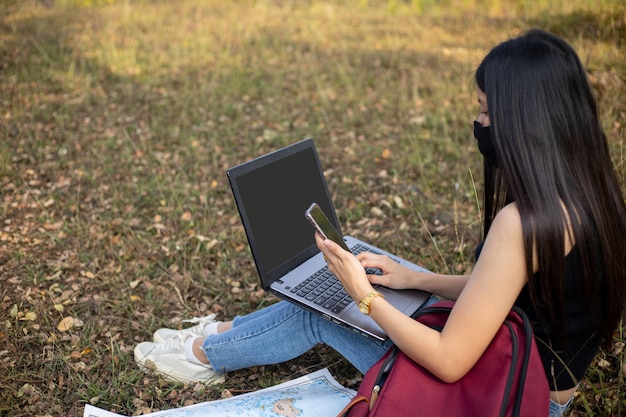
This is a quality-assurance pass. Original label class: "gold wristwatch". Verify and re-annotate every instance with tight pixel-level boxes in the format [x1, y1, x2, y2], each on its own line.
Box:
[358, 290, 384, 315]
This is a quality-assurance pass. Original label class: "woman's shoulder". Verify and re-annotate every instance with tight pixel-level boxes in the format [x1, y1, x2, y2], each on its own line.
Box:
[496, 201, 576, 252]
[491, 203, 522, 233]
[480, 203, 525, 258]
[498, 202, 519, 215]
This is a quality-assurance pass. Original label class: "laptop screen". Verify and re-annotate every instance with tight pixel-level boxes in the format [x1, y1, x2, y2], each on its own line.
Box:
[227, 139, 341, 289]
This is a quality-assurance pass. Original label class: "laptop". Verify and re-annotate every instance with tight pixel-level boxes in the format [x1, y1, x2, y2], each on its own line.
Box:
[227, 138, 430, 340]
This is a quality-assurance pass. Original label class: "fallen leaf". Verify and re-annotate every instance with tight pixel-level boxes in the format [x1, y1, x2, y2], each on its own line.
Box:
[71, 362, 86, 371]
[370, 207, 385, 217]
[144, 359, 157, 371]
[17, 383, 37, 398]
[597, 358, 612, 370]
[57, 317, 83, 332]
[20, 311, 37, 321]
[57, 317, 75, 332]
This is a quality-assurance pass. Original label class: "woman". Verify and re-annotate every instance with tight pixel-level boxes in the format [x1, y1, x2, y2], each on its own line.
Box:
[134, 30, 626, 417]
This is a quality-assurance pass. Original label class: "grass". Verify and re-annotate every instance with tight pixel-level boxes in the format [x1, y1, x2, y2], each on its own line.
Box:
[0, 0, 625, 415]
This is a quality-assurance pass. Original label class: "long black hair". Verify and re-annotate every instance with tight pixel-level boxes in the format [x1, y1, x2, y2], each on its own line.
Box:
[475, 29, 626, 345]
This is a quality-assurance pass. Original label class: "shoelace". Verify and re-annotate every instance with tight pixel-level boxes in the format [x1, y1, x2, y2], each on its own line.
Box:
[182, 314, 217, 327]
[151, 330, 196, 353]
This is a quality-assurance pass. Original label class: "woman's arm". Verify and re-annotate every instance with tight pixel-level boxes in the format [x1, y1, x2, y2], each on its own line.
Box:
[318, 203, 528, 382]
[354, 249, 470, 300]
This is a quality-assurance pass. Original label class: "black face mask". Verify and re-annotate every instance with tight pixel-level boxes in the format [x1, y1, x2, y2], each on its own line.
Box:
[473, 121, 499, 167]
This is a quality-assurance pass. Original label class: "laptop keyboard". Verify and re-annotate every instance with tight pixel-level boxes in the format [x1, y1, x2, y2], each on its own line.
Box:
[289, 244, 383, 314]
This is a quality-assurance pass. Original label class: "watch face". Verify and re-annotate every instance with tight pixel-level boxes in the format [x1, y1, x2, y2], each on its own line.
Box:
[358, 304, 367, 314]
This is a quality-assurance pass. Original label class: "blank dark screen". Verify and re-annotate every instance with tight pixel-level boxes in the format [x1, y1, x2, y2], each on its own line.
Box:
[233, 146, 338, 277]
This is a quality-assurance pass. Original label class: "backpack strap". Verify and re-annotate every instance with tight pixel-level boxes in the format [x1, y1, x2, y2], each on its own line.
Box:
[510, 306, 535, 417]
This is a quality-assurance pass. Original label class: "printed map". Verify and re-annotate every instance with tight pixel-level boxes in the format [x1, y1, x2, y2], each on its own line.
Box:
[84, 369, 355, 417]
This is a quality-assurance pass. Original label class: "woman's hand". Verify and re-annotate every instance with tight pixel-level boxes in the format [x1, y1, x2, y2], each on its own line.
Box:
[314, 233, 374, 303]
[355, 251, 422, 290]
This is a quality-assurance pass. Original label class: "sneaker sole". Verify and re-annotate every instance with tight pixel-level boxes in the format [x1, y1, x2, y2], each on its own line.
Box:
[134, 345, 225, 385]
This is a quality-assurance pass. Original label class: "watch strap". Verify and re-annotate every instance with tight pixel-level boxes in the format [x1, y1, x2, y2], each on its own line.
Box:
[358, 290, 384, 315]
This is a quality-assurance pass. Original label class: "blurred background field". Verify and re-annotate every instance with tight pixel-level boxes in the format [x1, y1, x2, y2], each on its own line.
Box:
[1, 0, 624, 415]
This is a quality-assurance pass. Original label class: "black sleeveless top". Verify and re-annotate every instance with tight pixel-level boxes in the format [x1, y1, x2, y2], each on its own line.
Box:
[475, 241, 601, 391]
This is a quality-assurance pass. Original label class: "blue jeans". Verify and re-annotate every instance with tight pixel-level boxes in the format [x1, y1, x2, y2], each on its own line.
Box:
[549, 397, 573, 417]
[201, 300, 395, 373]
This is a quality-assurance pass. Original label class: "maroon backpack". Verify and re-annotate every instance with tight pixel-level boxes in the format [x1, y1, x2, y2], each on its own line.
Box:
[339, 301, 550, 417]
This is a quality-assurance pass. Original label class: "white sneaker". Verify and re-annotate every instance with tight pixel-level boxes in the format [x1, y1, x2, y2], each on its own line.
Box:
[134, 332, 224, 384]
[153, 314, 219, 343]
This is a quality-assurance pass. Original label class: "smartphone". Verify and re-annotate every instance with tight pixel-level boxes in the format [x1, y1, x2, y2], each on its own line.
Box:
[305, 203, 351, 252]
